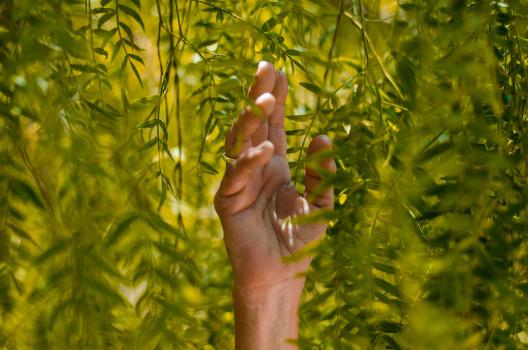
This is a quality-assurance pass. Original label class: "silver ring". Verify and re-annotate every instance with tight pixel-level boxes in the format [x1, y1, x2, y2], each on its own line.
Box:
[223, 152, 237, 165]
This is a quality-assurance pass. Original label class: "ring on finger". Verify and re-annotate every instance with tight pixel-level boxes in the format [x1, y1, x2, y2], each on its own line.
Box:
[223, 152, 237, 165]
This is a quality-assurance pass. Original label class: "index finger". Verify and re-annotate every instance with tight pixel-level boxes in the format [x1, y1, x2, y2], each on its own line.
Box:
[248, 61, 276, 99]
[249, 61, 276, 146]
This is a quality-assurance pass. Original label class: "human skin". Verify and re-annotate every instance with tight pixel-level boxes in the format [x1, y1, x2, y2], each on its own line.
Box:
[214, 61, 336, 349]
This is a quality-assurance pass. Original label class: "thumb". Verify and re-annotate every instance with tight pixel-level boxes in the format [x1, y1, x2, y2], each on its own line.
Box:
[217, 141, 274, 198]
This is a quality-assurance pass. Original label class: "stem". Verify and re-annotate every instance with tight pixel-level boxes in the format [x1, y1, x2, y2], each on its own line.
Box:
[344, 10, 405, 101]
[154, 0, 164, 178]
[358, 0, 382, 122]
[86, 0, 104, 103]
[170, 0, 185, 232]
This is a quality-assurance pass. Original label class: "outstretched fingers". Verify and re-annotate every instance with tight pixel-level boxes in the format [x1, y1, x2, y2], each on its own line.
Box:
[218, 61, 278, 205]
[249, 61, 276, 146]
[304, 135, 336, 209]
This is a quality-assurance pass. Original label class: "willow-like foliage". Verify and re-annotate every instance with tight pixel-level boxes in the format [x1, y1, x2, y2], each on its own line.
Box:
[0, 0, 527, 349]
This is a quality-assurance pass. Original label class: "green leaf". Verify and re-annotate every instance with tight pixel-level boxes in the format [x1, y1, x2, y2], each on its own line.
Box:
[97, 12, 115, 28]
[277, 11, 289, 21]
[70, 64, 98, 73]
[118, 4, 145, 30]
[122, 38, 142, 51]
[383, 335, 402, 350]
[286, 129, 305, 136]
[129, 0, 141, 9]
[286, 113, 313, 122]
[157, 179, 167, 211]
[146, 214, 180, 236]
[373, 262, 397, 275]
[379, 320, 403, 333]
[216, 10, 224, 23]
[141, 137, 159, 150]
[84, 277, 125, 305]
[200, 160, 219, 175]
[128, 59, 143, 86]
[94, 47, 108, 59]
[374, 277, 401, 299]
[415, 142, 452, 164]
[35, 239, 71, 265]
[104, 214, 138, 245]
[396, 56, 416, 103]
[299, 82, 325, 95]
[285, 49, 301, 56]
[287, 146, 302, 154]
[197, 39, 218, 49]
[91, 7, 113, 14]
[128, 53, 144, 65]
[9, 179, 44, 208]
[119, 21, 135, 43]
[84, 251, 125, 280]
[261, 17, 278, 32]
[8, 223, 38, 246]
[111, 40, 122, 61]
[160, 55, 172, 96]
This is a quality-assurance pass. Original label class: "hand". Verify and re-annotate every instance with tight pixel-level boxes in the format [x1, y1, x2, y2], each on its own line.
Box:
[214, 61, 336, 349]
[215, 61, 336, 291]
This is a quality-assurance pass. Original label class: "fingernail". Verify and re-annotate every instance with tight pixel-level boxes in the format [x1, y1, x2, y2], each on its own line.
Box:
[257, 61, 273, 73]
[319, 134, 330, 143]
[318, 135, 332, 148]
[255, 93, 275, 116]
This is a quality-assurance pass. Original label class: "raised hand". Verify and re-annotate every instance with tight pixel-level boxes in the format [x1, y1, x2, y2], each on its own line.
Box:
[215, 61, 336, 289]
[214, 61, 336, 349]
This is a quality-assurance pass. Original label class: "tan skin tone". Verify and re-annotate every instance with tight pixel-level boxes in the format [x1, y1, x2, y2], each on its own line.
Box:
[214, 61, 336, 349]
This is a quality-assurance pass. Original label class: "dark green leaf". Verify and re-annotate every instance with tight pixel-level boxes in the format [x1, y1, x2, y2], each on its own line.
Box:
[261, 17, 278, 32]
[35, 239, 71, 265]
[104, 214, 138, 245]
[118, 4, 145, 30]
[200, 160, 219, 175]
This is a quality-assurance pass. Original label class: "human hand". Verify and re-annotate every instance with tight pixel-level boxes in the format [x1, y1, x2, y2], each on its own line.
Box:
[214, 61, 336, 294]
[214, 61, 336, 349]
[215, 62, 335, 290]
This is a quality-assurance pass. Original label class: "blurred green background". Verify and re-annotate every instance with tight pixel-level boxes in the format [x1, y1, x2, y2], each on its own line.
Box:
[0, 0, 527, 349]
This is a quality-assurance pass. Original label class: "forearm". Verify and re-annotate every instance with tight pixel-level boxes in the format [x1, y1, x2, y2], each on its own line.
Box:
[233, 278, 305, 350]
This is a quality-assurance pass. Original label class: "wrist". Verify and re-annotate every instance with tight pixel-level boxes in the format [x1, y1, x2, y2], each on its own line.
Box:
[233, 278, 305, 350]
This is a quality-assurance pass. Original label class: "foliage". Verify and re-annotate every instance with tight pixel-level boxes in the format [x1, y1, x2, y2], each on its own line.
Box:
[0, 0, 527, 349]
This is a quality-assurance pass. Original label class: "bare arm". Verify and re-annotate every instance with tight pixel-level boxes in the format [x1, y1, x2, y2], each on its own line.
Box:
[233, 279, 303, 349]
[214, 61, 336, 349]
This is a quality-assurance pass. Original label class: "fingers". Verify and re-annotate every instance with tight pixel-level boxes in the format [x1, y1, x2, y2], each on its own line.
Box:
[248, 61, 276, 98]
[304, 135, 336, 209]
[270, 70, 288, 105]
[268, 71, 288, 156]
[249, 61, 275, 146]
[217, 141, 275, 197]
[252, 121, 269, 148]
[225, 93, 276, 158]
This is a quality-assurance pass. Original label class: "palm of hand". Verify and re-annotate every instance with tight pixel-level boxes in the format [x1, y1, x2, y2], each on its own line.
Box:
[215, 62, 335, 289]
